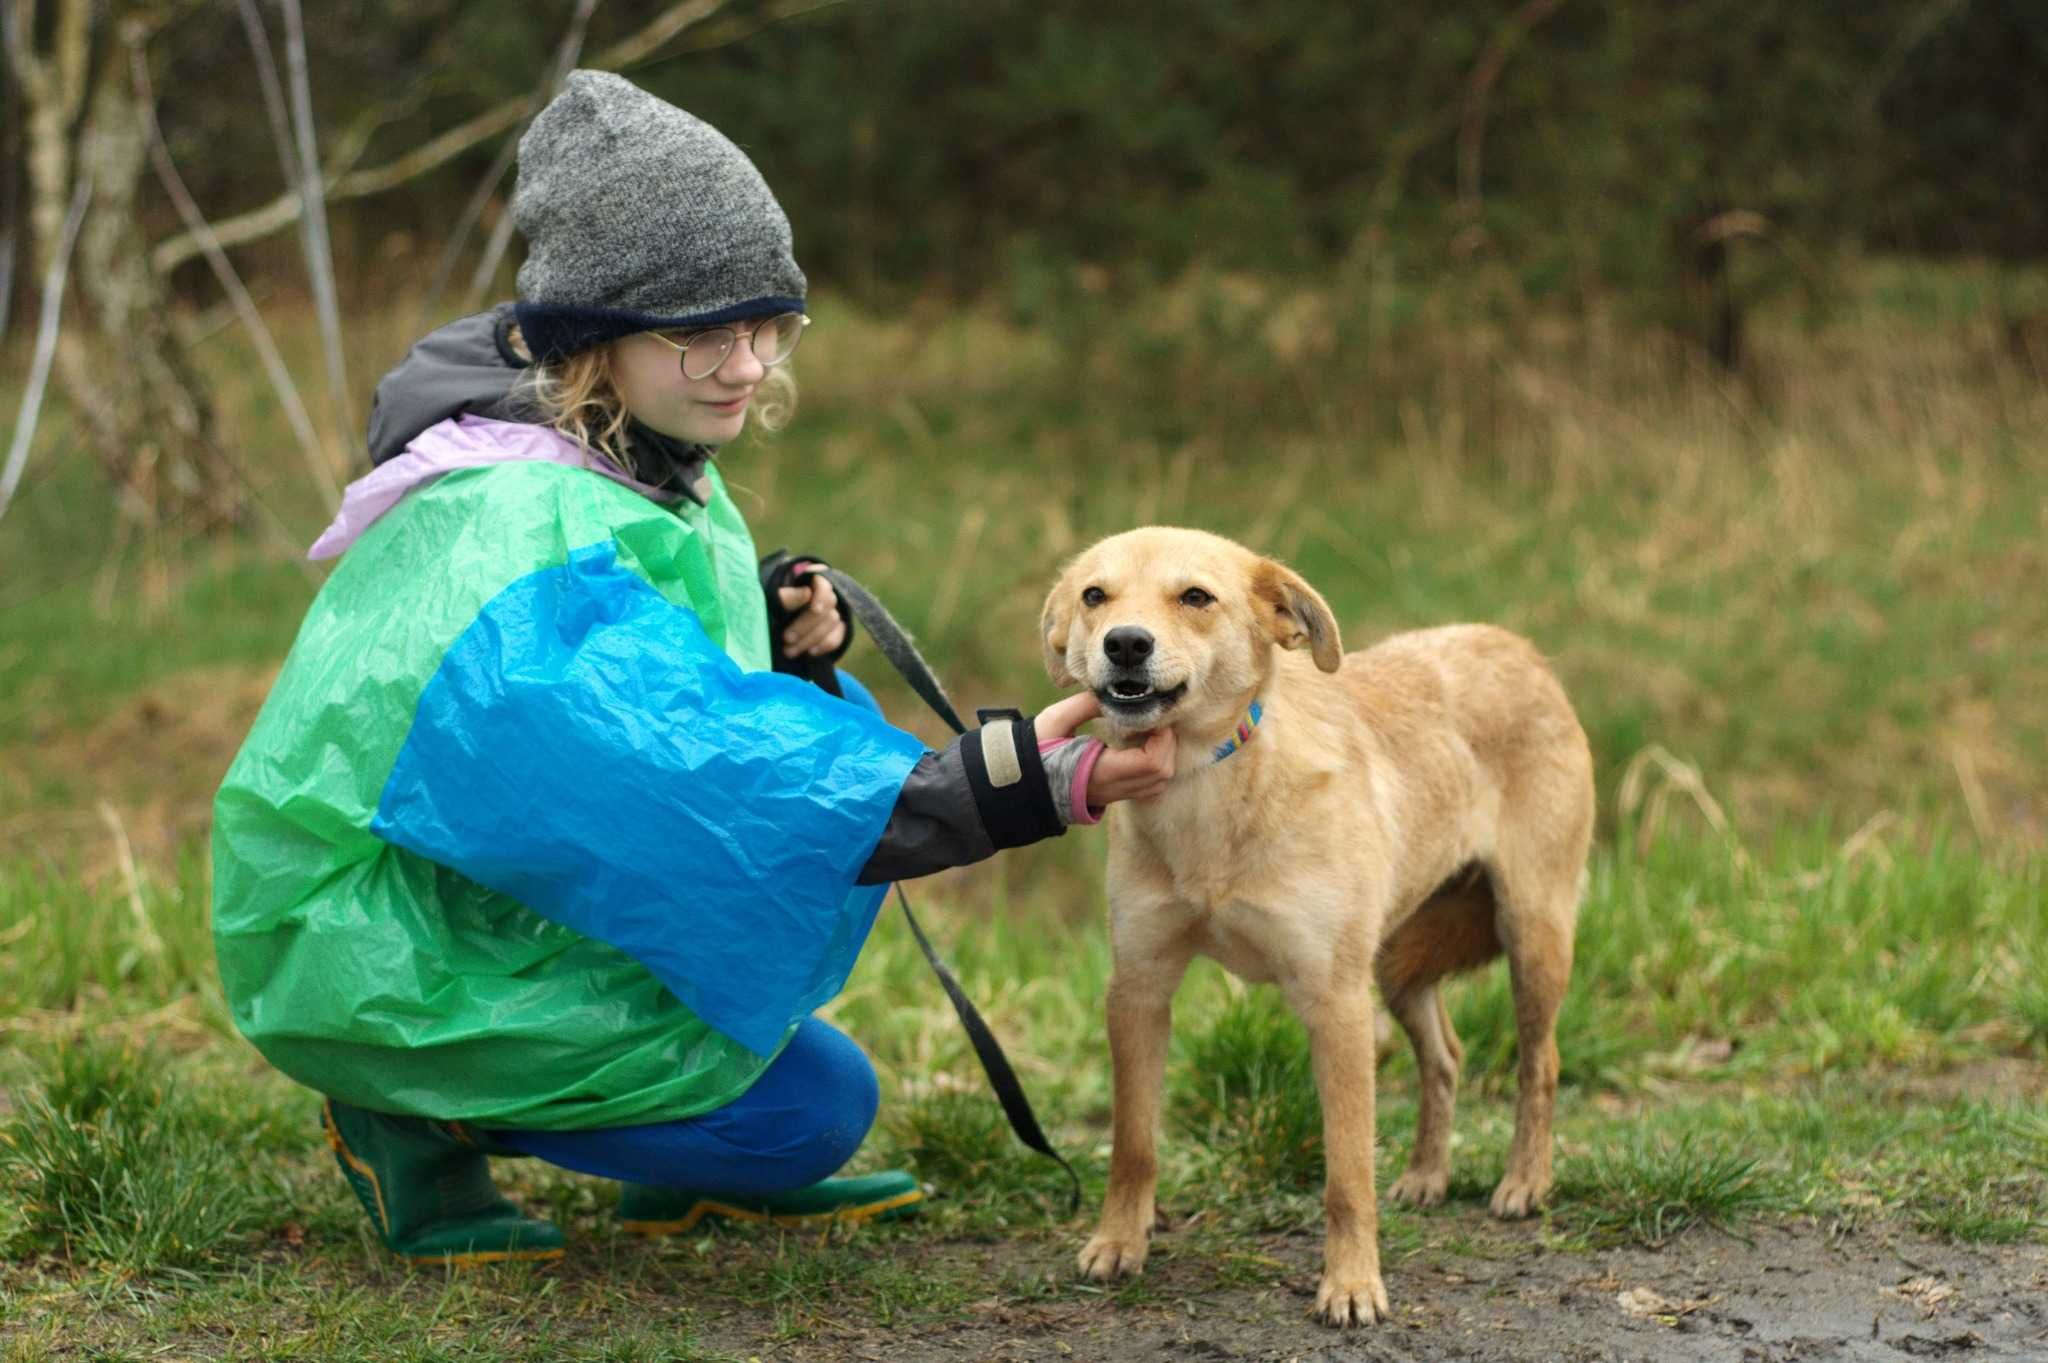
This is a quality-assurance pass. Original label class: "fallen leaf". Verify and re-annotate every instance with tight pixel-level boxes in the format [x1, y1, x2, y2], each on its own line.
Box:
[1893, 1275, 1958, 1318]
[1618, 1286, 1717, 1321]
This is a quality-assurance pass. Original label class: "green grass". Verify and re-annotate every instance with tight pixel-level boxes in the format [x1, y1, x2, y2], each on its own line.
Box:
[0, 1038, 299, 1275]
[1558, 1131, 1775, 1248]
[1, 261, 2045, 1353]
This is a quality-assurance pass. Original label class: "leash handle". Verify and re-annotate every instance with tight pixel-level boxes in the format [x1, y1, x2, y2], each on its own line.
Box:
[894, 883, 1082, 1215]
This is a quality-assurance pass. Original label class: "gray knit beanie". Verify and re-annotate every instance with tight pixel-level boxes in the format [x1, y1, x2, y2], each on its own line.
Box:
[511, 70, 805, 362]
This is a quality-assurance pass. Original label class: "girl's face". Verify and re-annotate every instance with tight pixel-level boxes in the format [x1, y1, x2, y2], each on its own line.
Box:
[610, 326, 768, 446]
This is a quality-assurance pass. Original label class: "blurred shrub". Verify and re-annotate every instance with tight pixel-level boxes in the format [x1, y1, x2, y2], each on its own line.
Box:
[129, 1, 2048, 327]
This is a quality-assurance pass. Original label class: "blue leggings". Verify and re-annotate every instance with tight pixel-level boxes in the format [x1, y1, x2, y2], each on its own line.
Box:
[494, 1017, 878, 1194]
[492, 671, 887, 1195]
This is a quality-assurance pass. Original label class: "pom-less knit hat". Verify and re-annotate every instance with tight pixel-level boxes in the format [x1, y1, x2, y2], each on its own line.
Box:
[511, 70, 806, 363]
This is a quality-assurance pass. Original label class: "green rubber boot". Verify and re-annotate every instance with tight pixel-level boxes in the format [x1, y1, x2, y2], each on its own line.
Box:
[618, 1170, 924, 1235]
[322, 1099, 566, 1265]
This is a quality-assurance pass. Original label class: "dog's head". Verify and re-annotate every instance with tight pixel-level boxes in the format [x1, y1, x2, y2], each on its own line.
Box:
[1039, 527, 1341, 736]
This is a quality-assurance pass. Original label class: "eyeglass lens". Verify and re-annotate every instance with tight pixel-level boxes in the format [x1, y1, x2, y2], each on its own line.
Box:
[682, 313, 805, 379]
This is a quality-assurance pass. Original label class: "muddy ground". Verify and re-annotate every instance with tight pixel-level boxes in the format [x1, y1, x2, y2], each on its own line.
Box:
[695, 1217, 2048, 1363]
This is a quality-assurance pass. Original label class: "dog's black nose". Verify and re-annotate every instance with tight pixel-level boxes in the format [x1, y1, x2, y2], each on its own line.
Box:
[1102, 626, 1155, 669]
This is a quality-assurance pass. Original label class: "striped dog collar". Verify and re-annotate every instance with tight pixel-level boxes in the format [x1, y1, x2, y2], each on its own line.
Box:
[1211, 700, 1265, 764]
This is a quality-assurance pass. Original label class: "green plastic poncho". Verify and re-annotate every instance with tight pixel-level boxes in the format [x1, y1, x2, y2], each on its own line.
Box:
[211, 415, 924, 1130]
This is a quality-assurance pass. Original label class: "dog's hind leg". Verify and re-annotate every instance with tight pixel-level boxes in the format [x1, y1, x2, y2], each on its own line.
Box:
[1384, 985, 1464, 1207]
[1377, 868, 1496, 1207]
[1486, 858, 1580, 1220]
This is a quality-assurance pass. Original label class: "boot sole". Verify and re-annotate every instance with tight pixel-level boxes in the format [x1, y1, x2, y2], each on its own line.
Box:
[621, 1188, 924, 1236]
[401, 1246, 567, 1266]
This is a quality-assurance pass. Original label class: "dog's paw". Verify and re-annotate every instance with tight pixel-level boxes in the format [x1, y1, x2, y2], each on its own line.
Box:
[1077, 1230, 1149, 1281]
[1386, 1167, 1450, 1208]
[1489, 1171, 1551, 1219]
[1314, 1270, 1390, 1327]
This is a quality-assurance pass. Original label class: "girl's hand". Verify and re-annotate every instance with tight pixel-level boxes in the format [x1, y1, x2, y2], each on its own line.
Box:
[776, 566, 848, 657]
[1033, 691, 1178, 806]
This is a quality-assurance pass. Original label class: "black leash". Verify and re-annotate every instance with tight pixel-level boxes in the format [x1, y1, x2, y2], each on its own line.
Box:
[804, 566, 1082, 1215]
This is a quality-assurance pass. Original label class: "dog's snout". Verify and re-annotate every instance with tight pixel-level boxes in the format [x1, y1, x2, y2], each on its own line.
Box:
[1102, 626, 1155, 669]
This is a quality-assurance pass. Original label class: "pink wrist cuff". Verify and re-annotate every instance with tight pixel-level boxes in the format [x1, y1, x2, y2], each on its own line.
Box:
[1038, 736, 1108, 825]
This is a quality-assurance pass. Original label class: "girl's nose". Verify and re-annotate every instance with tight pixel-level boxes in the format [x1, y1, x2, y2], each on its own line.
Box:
[715, 333, 768, 385]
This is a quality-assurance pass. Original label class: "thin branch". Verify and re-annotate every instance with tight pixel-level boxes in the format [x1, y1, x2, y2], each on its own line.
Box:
[232, 0, 299, 202]
[1856, 0, 1971, 121]
[131, 44, 341, 513]
[1457, 0, 1565, 221]
[635, 0, 848, 69]
[53, 0, 89, 124]
[144, 94, 409, 278]
[0, 0, 38, 98]
[0, 8, 18, 339]
[0, 230, 14, 339]
[426, 0, 601, 318]
[463, 201, 521, 311]
[150, 0, 737, 277]
[592, 0, 724, 70]
[418, 131, 518, 317]
[278, 0, 351, 444]
[3, 0, 45, 100]
[0, 167, 88, 525]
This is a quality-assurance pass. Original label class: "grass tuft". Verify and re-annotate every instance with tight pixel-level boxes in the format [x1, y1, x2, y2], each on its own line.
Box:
[1561, 1130, 1778, 1247]
[885, 1089, 1019, 1190]
[1170, 988, 1323, 1188]
[2012, 942, 2048, 1051]
[0, 1037, 287, 1275]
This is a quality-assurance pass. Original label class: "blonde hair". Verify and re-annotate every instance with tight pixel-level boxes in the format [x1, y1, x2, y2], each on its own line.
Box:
[507, 325, 797, 480]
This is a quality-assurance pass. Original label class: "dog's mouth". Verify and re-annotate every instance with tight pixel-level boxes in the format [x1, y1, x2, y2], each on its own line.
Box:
[1097, 679, 1189, 714]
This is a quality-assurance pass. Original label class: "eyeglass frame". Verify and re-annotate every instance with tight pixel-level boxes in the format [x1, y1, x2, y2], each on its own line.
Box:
[642, 312, 810, 381]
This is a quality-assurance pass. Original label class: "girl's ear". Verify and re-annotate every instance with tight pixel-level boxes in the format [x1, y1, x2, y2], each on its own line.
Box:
[1252, 558, 1343, 673]
[1040, 564, 1080, 687]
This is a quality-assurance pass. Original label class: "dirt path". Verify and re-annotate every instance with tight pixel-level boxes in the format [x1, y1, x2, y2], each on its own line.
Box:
[697, 1219, 2048, 1363]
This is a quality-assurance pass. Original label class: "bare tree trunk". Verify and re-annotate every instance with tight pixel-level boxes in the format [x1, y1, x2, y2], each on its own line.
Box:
[0, 2, 23, 341]
[14, 0, 240, 599]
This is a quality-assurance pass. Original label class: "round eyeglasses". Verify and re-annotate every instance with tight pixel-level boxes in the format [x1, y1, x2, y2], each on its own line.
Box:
[645, 312, 809, 380]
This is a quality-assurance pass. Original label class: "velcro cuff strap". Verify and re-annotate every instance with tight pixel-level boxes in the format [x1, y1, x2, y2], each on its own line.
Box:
[960, 716, 1065, 850]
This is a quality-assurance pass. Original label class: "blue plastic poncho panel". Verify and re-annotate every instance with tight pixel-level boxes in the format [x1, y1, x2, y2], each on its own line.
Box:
[370, 540, 926, 1056]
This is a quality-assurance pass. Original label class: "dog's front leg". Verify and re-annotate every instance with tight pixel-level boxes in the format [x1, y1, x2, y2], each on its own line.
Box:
[1301, 989, 1391, 1327]
[1079, 956, 1187, 1281]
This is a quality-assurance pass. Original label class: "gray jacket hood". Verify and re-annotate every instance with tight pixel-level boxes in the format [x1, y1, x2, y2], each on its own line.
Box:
[365, 305, 534, 467]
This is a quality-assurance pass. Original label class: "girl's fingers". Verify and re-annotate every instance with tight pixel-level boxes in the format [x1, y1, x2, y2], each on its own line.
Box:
[1084, 726, 1179, 806]
[1033, 690, 1103, 742]
[785, 615, 842, 656]
[779, 572, 845, 656]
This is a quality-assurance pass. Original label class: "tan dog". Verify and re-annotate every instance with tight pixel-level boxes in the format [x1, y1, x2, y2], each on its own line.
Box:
[1042, 528, 1594, 1327]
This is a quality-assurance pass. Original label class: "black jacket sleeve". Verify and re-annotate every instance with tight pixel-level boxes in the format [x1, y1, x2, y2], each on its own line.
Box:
[857, 716, 1067, 884]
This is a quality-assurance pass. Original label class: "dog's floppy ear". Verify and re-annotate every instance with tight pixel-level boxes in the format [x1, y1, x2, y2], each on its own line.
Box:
[1040, 561, 1080, 686]
[1253, 558, 1343, 673]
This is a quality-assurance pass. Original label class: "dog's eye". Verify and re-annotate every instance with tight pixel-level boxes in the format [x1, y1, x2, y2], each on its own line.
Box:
[1180, 587, 1214, 608]
[1081, 587, 1107, 608]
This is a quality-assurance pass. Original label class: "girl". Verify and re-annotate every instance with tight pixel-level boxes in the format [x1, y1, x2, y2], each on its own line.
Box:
[212, 70, 1174, 1264]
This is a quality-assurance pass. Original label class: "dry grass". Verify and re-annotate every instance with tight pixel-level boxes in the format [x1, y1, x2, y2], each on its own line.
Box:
[2, 258, 2043, 876]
